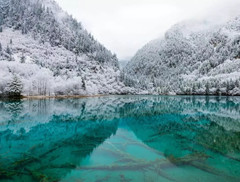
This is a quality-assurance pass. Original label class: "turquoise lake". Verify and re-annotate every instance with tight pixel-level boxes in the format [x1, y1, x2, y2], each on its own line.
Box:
[0, 96, 240, 182]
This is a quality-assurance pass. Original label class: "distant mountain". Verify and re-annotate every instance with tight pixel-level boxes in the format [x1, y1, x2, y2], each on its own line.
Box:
[0, 0, 128, 96]
[119, 60, 129, 70]
[123, 18, 240, 95]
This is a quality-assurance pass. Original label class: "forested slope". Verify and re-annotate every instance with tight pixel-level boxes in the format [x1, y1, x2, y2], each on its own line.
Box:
[0, 0, 128, 96]
[123, 18, 240, 95]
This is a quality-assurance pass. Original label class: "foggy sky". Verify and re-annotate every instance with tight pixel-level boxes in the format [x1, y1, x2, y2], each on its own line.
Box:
[55, 0, 240, 60]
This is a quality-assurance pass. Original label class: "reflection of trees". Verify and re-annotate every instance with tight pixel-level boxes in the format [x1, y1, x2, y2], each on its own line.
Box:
[1, 96, 240, 181]
[120, 96, 240, 157]
[0, 116, 118, 181]
[195, 122, 240, 157]
[124, 97, 240, 180]
[1, 96, 240, 128]
[2, 99, 24, 121]
[119, 96, 240, 117]
[119, 96, 240, 131]
[0, 97, 124, 128]
[127, 114, 240, 157]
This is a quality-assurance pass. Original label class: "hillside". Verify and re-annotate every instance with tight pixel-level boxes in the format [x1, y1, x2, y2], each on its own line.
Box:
[123, 18, 240, 96]
[0, 0, 128, 96]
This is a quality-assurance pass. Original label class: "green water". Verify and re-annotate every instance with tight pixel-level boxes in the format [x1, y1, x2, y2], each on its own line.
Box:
[0, 96, 240, 182]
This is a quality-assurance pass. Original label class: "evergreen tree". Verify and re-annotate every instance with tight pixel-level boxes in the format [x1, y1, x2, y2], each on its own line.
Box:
[216, 85, 221, 96]
[226, 81, 230, 95]
[20, 53, 26, 63]
[235, 80, 240, 88]
[205, 82, 210, 95]
[0, 42, 2, 52]
[0, 0, 116, 66]
[6, 45, 11, 55]
[192, 83, 196, 95]
[82, 77, 86, 90]
[6, 75, 23, 96]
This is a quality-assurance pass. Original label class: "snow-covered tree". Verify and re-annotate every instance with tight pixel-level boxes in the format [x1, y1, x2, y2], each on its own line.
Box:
[20, 53, 26, 63]
[5, 75, 23, 96]
[124, 17, 240, 96]
[0, 0, 124, 96]
[6, 45, 11, 55]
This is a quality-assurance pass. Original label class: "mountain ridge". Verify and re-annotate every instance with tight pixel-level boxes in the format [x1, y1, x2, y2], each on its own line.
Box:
[123, 16, 240, 96]
[0, 0, 131, 97]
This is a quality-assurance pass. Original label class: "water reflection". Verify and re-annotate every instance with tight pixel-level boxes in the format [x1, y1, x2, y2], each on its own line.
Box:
[0, 96, 240, 182]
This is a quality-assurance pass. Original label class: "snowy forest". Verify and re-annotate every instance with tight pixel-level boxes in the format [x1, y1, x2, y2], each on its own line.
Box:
[1, 0, 240, 97]
[123, 18, 240, 96]
[0, 0, 127, 97]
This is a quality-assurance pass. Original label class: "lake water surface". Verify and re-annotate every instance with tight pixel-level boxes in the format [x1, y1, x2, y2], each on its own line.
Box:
[0, 96, 240, 182]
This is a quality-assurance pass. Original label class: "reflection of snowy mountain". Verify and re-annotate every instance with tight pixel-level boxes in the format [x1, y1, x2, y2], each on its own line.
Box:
[0, 97, 122, 133]
[0, 113, 118, 181]
[0, 96, 240, 181]
[0, 96, 240, 133]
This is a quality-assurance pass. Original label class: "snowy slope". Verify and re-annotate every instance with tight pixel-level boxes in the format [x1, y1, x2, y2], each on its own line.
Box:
[0, 29, 126, 95]
[123, 18, 240, 95]
[0, 0, 129, 96]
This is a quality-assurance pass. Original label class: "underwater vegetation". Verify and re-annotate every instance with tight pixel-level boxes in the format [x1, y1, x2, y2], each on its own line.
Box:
[0, 96, 240, 181]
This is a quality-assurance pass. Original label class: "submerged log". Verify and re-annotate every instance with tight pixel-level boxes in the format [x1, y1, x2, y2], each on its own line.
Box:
[102, 142, 143, 163]
[78, 152, 239, 181]
[78, 153, 208, 172]
[196, 141, 240, 162]
[0, 167, 28, 180]
[25, 168, 59, 182]
[154, 167, 177, 182]
[10, 145, 60, 170]
[77, 153, 210, 181]
[166, 152, 210, 166]
[12, 156, 40, 170]
[190, 161, 240, 182]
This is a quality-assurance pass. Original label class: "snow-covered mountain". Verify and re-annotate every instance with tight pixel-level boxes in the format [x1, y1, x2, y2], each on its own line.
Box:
[119, 60, 129, 70]
[1, 0, 240, 97]
[0, 0, 128, 96]
[123, 17, 240, 95]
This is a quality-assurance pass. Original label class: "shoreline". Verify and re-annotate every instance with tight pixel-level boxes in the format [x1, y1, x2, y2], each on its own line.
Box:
[0, 94, 239, 100]
[21, 95, 106, 100]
